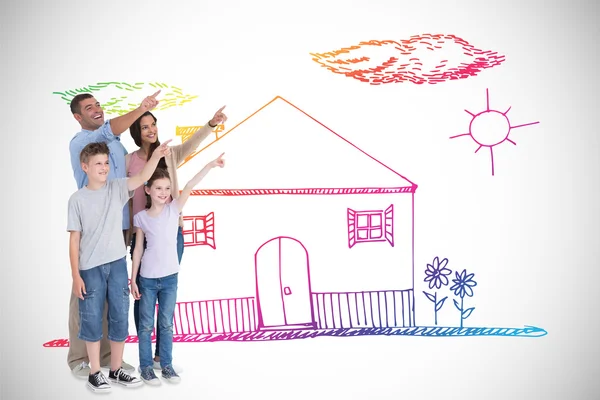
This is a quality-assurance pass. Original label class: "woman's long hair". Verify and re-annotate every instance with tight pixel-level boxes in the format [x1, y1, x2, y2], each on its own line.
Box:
[129, 111, 168, 170]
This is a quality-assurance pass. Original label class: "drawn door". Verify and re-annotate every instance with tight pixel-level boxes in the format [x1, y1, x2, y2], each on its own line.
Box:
[255, 237, 315, 330]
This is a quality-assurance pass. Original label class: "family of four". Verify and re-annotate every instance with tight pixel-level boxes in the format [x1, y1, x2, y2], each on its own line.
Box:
[67, 90, 228, 393]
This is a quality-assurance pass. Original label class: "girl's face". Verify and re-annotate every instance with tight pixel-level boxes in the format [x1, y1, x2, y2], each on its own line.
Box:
[146, 177, 171, 206]
[139, 115, 158, 145]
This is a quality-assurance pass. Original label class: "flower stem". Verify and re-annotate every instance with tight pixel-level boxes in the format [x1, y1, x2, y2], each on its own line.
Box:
[460, 297, 464, 329]
[434, 292, 437, 325]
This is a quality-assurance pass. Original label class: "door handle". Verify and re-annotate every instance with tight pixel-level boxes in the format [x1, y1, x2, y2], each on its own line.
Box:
[283, 286, 292, 295]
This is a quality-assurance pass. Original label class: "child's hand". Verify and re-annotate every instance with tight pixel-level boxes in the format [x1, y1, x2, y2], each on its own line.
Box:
[130, 282, 141, 300]
[151, 139, 172, 160]
[209, 152, 225, 168]
[72, 276, 86, 300]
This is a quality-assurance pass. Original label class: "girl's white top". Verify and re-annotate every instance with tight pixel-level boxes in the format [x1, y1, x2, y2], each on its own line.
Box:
[133, 200, 181, 279]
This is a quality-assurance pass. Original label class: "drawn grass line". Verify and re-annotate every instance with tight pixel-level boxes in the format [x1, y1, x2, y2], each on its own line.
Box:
[52, 81, 198, 115]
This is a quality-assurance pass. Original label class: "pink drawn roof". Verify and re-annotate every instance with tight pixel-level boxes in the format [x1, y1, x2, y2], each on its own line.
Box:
[177, 96, 417, 195]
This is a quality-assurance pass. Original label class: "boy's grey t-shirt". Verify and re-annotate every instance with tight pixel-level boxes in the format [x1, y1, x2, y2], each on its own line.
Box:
[67, 178, 134, 270]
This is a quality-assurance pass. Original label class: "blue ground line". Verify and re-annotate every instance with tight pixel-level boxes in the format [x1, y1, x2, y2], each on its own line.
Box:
[167, 326, 548, 342]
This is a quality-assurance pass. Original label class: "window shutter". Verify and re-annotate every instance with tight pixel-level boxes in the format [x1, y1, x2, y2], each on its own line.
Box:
[384, 204, 394, 247]
[205, 212, 215, 249]
[347, 208, 357, 248]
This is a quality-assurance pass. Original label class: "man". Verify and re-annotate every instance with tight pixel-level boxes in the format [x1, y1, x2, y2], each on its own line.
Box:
[67, 90, 160, 378]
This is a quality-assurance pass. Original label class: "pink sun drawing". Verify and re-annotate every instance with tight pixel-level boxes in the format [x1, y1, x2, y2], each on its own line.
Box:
[450, 89, 539, 176]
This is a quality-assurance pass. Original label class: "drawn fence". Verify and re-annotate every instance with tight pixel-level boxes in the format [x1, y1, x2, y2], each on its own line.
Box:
[311, 289, 415, 329]
[155, 289, 414, 336]
[157, 296, 258, 335]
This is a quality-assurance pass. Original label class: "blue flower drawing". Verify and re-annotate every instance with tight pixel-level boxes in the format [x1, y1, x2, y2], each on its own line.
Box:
[423, 257, 452, 325]
[450, 269, 478, 328]
[425, 256, 452, 289]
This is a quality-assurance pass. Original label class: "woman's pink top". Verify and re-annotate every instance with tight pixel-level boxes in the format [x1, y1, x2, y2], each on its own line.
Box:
[128, 151, 149, 217]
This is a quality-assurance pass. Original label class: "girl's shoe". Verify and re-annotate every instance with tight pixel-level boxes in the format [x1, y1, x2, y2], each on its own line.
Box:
[154, 360, 183, 373]
[161, 365, 181, 384]
[140, 367, 161, 386]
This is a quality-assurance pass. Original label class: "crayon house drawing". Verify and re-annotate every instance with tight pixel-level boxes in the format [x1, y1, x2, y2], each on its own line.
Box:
[174, 96, 417, 336]
[43, 96, 546, 349]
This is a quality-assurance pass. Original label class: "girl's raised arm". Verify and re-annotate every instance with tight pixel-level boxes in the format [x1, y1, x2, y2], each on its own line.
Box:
[177, 153, 225, 212]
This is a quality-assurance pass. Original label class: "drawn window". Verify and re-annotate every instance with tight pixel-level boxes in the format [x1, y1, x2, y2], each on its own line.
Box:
[347, 205, 393, 248]
[182, 212, 215, 249]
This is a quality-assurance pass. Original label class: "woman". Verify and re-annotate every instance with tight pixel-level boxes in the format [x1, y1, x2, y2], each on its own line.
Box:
[126, 105, 227, 372]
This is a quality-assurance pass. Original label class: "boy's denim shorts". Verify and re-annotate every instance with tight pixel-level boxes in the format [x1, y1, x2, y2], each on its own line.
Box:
[78, 257, 130, 342]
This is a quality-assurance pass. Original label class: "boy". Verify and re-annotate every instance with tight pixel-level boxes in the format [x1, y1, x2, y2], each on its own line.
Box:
[67, 90, 160, 377]
[67, 139, 172, 393]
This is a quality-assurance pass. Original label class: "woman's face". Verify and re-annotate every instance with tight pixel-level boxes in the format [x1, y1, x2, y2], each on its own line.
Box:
[139, 115, 158, 145]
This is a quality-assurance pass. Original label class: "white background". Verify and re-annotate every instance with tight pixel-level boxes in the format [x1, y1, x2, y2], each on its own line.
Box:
[2, 0, 599, 398]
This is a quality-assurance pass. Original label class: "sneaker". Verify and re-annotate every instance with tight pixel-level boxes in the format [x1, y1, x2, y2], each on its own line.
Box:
[154, 360, 183, 373]
[108, 367, 143, 388]
[102, 360, 135, 373]
[72, 361, 91, 379]
[87, 370, 111, 393]
[140, 367, 161, 386]
[161, 365, 181, 383]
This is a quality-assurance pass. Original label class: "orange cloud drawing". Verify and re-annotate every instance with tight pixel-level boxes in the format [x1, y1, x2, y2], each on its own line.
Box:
[311, 34, 505, 85]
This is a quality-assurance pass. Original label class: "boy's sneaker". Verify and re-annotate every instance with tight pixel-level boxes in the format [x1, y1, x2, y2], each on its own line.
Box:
[140, 367, 161, 386]
[153, 360, 183, 373]
[108, 367, 143, 388]
[161, 365, 181, 383]
[72, 361, 91, 379]
[102, 360, 135, 373]
[87, 370, 111, 393]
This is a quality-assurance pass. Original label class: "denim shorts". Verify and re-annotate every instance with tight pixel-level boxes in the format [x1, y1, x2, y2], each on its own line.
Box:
[78, 257, 130, 342]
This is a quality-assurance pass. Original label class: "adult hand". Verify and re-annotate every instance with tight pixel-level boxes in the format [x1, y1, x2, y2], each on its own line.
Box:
[209, 105, 227, 126]
[139, 90, 161, 112]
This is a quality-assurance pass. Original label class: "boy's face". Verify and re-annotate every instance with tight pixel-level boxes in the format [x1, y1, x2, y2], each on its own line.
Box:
[82, 154, 109, 184]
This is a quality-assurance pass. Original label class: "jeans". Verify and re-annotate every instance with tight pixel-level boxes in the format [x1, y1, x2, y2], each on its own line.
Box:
[78, 257, 129, 342]
[138, 273, 178, 370]
[131, 226, 184, 357]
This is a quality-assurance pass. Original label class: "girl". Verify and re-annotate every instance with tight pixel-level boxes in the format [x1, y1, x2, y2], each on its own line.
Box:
[127, 106, 227, 371]
[131, 153, 226, 385]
